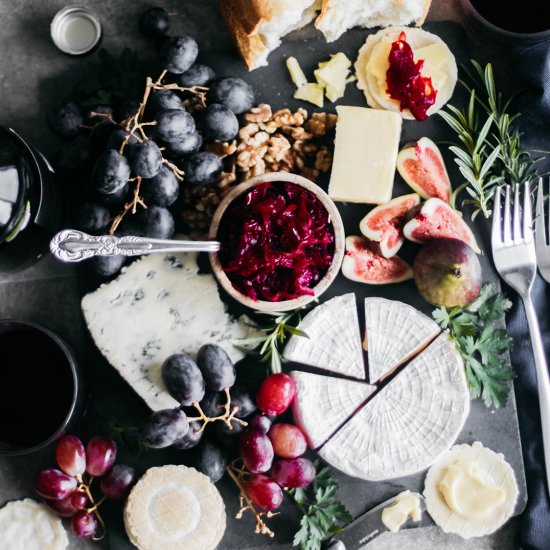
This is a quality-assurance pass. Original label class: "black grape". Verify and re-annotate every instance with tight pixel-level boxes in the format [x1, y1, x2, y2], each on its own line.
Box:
[141, 165, 179, 207]
[131, 206, 175, 239]
[230, 385, 257, 418]
[199, 391, 225, 417]
[85, 106, 113, 126]
[155, 109, 196, 142]
[172, 421, 203, 450]
[139, 7, 170, 37]
[207, 77, 255, 115]
[47, 101, 83, 137]
[202, 103, 239, 142]
[160, 36, 198, 74]
[93, 150, 131, 194]
[74, 202, 110, 233]
[97, 182, 129, 207]
[90, 255, 126, 277]
[182, 152, 222, 185]
[162, 353, 206, 406]
[178, 64, 215, 87]
[128, 140, 163, 178]
[100, 464, 135, 500]
[215, 418, 244, 447]
[163, 132, 202, 159]
[197, 344, 236, 391]
[195, 439, 227, 482]
[141, 408, 189, 449]
[116, 100, 140, 121]
[107, 129, 138, 150]
[149, 90, 183, 113]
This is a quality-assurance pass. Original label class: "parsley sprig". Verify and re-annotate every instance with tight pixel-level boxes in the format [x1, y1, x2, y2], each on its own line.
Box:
[432, 284, 515, 408]
[288, 464, 352, 550]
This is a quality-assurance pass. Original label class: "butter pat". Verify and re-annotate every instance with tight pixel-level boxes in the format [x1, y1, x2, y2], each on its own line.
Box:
[328, 106, 401, 204]
[381, 490, 422, 532]
[439, 460, 506, 519]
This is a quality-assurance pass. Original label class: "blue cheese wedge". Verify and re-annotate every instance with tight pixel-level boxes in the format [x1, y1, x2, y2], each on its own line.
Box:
[0, 499, 68, 550]
[318, 333, 470, 480]
[290, 370, 375, 449]
[364, 297, 440, 383]
[82, 252, 257, 411]
[283, 293, 365, 379]
[124, 465, 225, 550]
[328, 106, 401, 205]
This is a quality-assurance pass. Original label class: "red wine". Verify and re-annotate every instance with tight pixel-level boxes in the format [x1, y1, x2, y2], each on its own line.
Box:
[0, 324, 74, 450]
[471, 0, 549, 34]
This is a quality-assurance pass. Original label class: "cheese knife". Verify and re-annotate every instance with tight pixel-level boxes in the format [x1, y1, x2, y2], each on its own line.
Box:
[324, 493, 434, 549]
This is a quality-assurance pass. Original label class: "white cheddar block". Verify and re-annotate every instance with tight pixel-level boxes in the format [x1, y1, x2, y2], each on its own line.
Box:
[328, 106, 402, 204]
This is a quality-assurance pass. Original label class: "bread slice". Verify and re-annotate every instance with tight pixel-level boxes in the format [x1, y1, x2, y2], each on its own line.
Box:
[220, 0, 322, 70]
[315, 0, 431, 42]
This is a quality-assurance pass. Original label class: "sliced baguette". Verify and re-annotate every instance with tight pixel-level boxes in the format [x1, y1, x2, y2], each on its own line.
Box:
[315, 0, 431, 43]
[220, 0, 321, 70]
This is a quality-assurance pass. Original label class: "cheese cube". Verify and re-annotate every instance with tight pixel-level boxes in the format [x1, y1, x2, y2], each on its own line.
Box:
[328, 106, 402, 204]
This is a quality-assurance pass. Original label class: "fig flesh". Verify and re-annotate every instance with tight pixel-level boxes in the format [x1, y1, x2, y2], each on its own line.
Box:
[360, 193, 421, 258]
[413, 238, 482, 307]
[397, 137, 452, 203]
[403, 197, 481, 254]
[342, 235, 413, 285]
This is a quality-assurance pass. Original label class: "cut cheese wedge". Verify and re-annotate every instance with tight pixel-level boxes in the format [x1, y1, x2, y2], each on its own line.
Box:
[364, 297, 440, 383]
[424, 442, 518, 539]
[290, 370, 376, 449]
[124, 465, 226, 550]
[318, 333, 470, 480]
[283, 293, 365, 379]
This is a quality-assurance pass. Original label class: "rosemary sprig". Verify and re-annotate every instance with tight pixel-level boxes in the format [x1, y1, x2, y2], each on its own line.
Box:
[233, 306, 312, 374]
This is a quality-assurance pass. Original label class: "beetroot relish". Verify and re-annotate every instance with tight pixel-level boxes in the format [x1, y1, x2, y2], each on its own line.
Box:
[218, 181, 335, 302]
[386, 32, 437, 121]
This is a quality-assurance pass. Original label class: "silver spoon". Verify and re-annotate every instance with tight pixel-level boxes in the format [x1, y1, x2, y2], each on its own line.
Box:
[50, 229, 220, 263]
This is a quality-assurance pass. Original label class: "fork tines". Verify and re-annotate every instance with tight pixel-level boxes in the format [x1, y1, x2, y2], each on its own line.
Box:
[492, 182, 533, 247]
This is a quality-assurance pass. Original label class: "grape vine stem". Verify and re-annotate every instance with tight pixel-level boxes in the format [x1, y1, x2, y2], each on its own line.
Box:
[188, 387, 247, 433]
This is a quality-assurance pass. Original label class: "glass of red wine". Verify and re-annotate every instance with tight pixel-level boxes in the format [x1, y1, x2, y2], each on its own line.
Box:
[0, 320, 86, 455]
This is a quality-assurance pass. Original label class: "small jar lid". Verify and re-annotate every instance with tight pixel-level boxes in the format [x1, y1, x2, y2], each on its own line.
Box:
[51, 5, 102, 55]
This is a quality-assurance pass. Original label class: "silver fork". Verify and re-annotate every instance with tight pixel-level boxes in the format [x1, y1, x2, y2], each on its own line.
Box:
[536, 177, 550, 283]
[492, 182, 550, 497]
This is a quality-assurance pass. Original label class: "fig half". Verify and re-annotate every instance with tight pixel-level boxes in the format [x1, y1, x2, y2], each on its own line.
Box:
[397, 137, 452, 203]
[342, 235, 413, 285]
[403, 198, 481, 254]
[359, 193, 421, 258]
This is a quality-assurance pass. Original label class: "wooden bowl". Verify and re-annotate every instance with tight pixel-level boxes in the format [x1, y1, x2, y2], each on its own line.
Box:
[208, 172, 345, 312]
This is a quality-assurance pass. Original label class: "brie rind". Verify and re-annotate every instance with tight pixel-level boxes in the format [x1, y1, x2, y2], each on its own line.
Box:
[319, 333, 470, 480]
[290, 370, 376, 449]
[283, 293, 365, 379]
[424, 441, 518, 539]
[0, 499, 68, 550]
[364, 297, 440, 383]
[124, 465, 226, 550]
[82, 252, 257, 411]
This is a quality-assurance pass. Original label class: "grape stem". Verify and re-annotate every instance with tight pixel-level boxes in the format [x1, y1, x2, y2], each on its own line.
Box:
[226, 461, 276, 538]
[188, 387, 247, 434]
[76, 475, 107, 541]
[109, 176, 147, 234]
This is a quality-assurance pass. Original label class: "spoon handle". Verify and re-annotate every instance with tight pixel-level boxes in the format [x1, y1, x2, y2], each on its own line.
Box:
[50, 229, 220, 262]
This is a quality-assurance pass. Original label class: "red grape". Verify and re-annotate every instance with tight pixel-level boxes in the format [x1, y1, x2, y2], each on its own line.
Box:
[248, 414, 272, 434]
[35, 469, 77, 500]
[86, 436, 117, 476]
[45, 495, 79, 517]
[239, 428, 274, 473]
[246, 474, 283, 511]
[100, 464, 136, 500]
[56, 436, 86, 477]
[72, 510, 98, 538]
[256, 373, 296, 416]
[268, 423, 307, 458]
[70, 490, 88, 510]
[271, 458, 316, 489]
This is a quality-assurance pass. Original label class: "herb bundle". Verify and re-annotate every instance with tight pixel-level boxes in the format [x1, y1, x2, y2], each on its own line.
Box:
[432, 284, 514, 408]
[289, 464, 352, 550]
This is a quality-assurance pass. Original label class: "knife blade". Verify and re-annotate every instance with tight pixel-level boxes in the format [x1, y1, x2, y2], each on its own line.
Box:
[324, 493, 433, 550]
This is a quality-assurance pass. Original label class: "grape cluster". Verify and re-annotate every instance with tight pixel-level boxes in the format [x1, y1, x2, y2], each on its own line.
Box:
[49, 8, 256, 278]
[231, 373, 316, 518]
[34, 435, 135, 539]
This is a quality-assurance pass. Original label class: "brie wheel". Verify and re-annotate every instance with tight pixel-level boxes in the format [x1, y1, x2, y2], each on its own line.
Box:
[424, 441, 518, 538]
[283, 293, 365, 379]
[355, 26, 457, 119]
[124, 465, 226, 550]
[0, 499, 68, 550]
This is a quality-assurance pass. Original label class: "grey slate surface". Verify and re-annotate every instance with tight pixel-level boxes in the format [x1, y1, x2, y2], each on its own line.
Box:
[0, 1, 524, 549]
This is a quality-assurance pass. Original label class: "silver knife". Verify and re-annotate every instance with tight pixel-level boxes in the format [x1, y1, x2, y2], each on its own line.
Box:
[325, 493, 433, 549]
